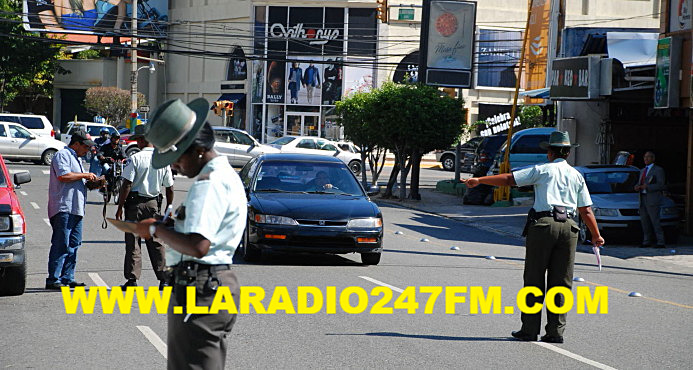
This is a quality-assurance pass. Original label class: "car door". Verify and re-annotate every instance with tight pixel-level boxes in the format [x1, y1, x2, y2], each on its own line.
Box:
[291, 138, 321, 155]
[316, 139, 343, 160]
[9, 124, 39, 159]
[231, 130, 259, 166]
[0, 123, 17, 157]
[213, 129, 239, 165]
[509, 134, 549, 169]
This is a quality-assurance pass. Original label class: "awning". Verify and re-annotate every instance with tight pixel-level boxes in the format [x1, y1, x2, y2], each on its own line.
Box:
[606, 32, 658, 68]
[215, 93, 245, 103]
[519, 88, 550, 99]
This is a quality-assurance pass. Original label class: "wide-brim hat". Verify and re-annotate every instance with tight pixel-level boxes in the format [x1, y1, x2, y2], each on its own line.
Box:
[129, 124, 147, 140]
[145, 98, 209, 169]
[540, 130, 579, 149]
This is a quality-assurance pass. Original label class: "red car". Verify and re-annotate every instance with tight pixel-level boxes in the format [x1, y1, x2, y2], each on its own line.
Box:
[0, 154, 31, 296]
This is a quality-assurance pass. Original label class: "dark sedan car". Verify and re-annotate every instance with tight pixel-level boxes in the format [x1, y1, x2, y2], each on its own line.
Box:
[238, 154, 384, 265]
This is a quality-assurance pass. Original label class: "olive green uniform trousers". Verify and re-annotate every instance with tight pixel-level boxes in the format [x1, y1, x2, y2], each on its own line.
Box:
[520, 216, 578, 337]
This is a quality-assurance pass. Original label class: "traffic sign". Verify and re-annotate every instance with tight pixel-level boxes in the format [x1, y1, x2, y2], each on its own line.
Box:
[139, 105, 150, 113]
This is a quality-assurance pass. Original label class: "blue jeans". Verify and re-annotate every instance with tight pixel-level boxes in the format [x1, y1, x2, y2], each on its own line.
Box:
[46, 212, 83, 285]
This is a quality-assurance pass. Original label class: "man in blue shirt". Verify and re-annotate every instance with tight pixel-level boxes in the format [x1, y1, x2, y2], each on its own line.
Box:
[46, 129, 99, 290]
[302, 63, 321, 104]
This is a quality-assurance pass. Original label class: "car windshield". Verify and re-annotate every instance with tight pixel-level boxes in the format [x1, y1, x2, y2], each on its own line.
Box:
[0, 166, 7, 187]
[254, 161, 364, 196]
[270, 137, 296, 146]
[584, 170, 639, 194]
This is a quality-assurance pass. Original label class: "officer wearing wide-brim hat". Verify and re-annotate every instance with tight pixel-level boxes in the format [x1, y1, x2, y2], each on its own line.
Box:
[130, 98, 247, 369]
[463, 131, 605, 344]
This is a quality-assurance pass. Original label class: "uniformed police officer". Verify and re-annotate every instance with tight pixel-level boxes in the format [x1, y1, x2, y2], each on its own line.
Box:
[131, 98, 246, 369]
[463, 131, 605, 343]
[115, 124, 174, 289]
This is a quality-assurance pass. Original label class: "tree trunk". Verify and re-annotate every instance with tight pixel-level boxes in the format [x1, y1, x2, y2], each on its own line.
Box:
[383, 153, 400, 198]
[398, 151, 411, 200]
[371, 147, 386, 186]
[360, 150, 368, 189]
[409, 151, 422, 200]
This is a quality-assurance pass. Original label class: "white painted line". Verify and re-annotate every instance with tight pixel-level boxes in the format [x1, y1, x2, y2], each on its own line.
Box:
[137, 326, 167, 359]
[88, 272, 110, 289]
[30, 202, 40, 209]
[43, 218, 51, 227]
[533, 342, 617, 370]
[20, 191, 27, 196]
[42, 170, 50, 174]
[358, 276, 404, 293]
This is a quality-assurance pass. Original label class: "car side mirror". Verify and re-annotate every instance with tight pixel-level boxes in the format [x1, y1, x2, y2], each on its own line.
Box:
[14, 171, 31, 188]
[29, 135, 36, 140]
[367, 185, 380, 196]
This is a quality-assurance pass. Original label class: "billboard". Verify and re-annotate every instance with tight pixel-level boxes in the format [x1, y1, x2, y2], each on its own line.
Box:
[669, 0, 692, 32]
[654, 37, 682, 109]
[286, 57, 323, 105]
[476, 28, 522, 88]
[22, 0, 168, 39]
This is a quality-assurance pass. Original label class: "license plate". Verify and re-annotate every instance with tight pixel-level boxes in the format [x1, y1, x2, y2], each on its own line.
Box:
[0, 253, 12, 262]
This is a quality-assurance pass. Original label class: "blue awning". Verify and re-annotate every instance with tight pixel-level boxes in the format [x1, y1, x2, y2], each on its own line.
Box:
[216, 93, 245, 103]
[519, 88, 550, 99]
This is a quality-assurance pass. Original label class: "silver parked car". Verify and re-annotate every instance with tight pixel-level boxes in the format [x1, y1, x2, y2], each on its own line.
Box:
[0, 121, 66, 165]
[212, 127, 280, 167]
[575, 165, 680, 244]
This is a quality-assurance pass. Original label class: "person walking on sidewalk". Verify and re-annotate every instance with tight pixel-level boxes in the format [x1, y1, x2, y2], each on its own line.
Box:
[463, 131, 604, 344]
[131, 98, 246, 369]
[635, 151, 666, 248]
[46, 129, 103, 290]
[115, 124, 174, 289]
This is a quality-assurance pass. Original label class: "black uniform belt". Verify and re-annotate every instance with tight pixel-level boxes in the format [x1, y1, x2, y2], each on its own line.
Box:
[533, 210, 574, 219]
[129, 192, 160, 201]
[172, 261, 231, 273]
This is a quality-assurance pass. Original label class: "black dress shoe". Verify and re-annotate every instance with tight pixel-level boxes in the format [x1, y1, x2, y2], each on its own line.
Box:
[121, 279, 137, 288]
[541, 335, 564, 343]
[68, 281, 87, 288]
[638, 244, 651, 248]
[511, 331, 537, 341]
[159, 280, 168, 291]
[655, 244, 666, 249]
[45, 282, 65, 290]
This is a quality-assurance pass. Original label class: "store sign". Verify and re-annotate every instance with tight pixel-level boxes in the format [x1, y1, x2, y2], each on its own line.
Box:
[477, 104, 521, 137]
[421, 0, 476, 88]
[670, 0, 692, 32]
[654, 37, 682, 109]
[549, 56, 601, 100]
[393, 52, 419, 84]
[476, 28, 522, 88]
[399, 9, 415, 21]
[269, 23, 340, 45]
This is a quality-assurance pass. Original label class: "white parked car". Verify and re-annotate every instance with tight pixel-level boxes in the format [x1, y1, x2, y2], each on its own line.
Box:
[61, 121, 118, 144]
[212, 127, 280, 167]
[0, 121, 66, 165]
[269, 136, 364, 175]
[0, 113, 55, 138]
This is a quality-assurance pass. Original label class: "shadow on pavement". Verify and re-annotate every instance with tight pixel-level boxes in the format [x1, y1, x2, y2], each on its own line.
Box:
[326, 332, 513, 342]
[233, 250, 363, 267]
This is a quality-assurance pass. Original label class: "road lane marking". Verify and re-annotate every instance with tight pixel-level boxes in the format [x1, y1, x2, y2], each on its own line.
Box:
[30, 202, 40, 209]
[137, 326, 167, 359]
[43, 218, 51, 227]
[359, 276, 404, 293]
[88, 273, 110, 289]
[20, 191, 27, 196]
[533, 342, 617, 370]
[42, 170, 50, 174]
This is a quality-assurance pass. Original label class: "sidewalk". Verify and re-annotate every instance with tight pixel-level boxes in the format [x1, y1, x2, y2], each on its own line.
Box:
[375, 187, 693, 269]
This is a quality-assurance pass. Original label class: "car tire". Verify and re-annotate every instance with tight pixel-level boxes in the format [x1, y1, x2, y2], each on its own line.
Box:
[126, 146, 140, 157]
[360, 252, 381, 265]
[441, 154, 455, 171]
[0, 261, 26, 296]
[42, 149, 57, 166]
[242, 222, 262, 262]
[348, 160, 362, 176]
[578, 218, 592, 245]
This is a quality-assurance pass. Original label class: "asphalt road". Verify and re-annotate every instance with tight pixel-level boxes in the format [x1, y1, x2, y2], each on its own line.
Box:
[1, 161, 691, 369]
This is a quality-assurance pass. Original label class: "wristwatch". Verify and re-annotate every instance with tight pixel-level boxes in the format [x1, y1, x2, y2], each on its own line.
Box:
[149, 221, 162, 238]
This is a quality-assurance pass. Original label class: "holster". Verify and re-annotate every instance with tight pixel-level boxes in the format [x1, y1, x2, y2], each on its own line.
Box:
[522, 208, 537, 237]
[553, 205, 568, 222]
[156, 193, 163, 214]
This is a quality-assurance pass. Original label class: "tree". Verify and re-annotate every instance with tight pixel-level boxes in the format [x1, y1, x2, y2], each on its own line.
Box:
[0, 0, 66, 110]
[335, 90, 387, 189]
[84, 87, 146, 126]
[518, 105, 544, 128]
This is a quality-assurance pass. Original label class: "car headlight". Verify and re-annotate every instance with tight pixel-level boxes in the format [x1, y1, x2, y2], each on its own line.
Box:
[254, 214, 298, 225]
[0, 216, 10, 232]
[347, 217, 383, 229]
[592, 207, 619, 217]
[11, 214, 24, 234]
[660, 207, 678, 217]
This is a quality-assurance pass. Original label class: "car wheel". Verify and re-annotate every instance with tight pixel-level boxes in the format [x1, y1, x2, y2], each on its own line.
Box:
[348, 160, 362, 175]
[126, 147, 140, 157]
[360, 252, 381, 265]
[578, 219, 592, 245]
[0, 261, 26, 296]
[441, 154, 455, 171]
[42, 149, 57, 166]
[242, 222, 262, 262]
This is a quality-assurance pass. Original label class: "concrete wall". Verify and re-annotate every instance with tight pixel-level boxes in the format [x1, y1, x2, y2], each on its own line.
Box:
[557, 100, 608, 166]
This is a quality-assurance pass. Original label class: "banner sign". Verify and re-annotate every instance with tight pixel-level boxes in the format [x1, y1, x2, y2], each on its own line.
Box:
[524, 0, 552, 104]
[669, 0, 692, 32]
[420, 0, 476, 88]
[476, 28, 522, 88]
[549, 56, 601, 100]
[654, 37, 682, 109]
[477, 104, 522, 137]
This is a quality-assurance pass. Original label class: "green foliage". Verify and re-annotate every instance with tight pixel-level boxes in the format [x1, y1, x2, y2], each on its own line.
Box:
[518, 105, 544, 127]
[84, 87, 146, 125]
[0, 0, 66, 109]
[74, 49, 102, 60]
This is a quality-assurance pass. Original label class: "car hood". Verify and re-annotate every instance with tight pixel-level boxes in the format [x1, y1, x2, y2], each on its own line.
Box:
[251, 192, 379, 220]
[254, 144, 280, 153]
[0, 187, 18, 211]
[590, 193, 676, 209]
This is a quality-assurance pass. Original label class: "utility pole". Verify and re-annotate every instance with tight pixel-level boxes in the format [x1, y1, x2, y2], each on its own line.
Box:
[130, 0, 138, 116]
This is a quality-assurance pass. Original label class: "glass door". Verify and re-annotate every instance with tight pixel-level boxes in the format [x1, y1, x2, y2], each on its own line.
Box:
[283, 112, 322, 137]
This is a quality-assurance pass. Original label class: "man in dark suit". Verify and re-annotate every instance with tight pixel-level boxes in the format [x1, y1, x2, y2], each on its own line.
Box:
[635, 151, 667, 248]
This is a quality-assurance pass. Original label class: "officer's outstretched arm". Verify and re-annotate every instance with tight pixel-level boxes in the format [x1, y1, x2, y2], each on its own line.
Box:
[462, 173, 516, 188]
[577, 206, 605, 248]
[134, 219, 211, 259]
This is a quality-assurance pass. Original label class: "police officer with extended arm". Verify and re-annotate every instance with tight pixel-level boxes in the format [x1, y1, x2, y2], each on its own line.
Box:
[463, 131, 605, 344]
[130, 98, 246, 369]
[115, 124, 174, 290]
